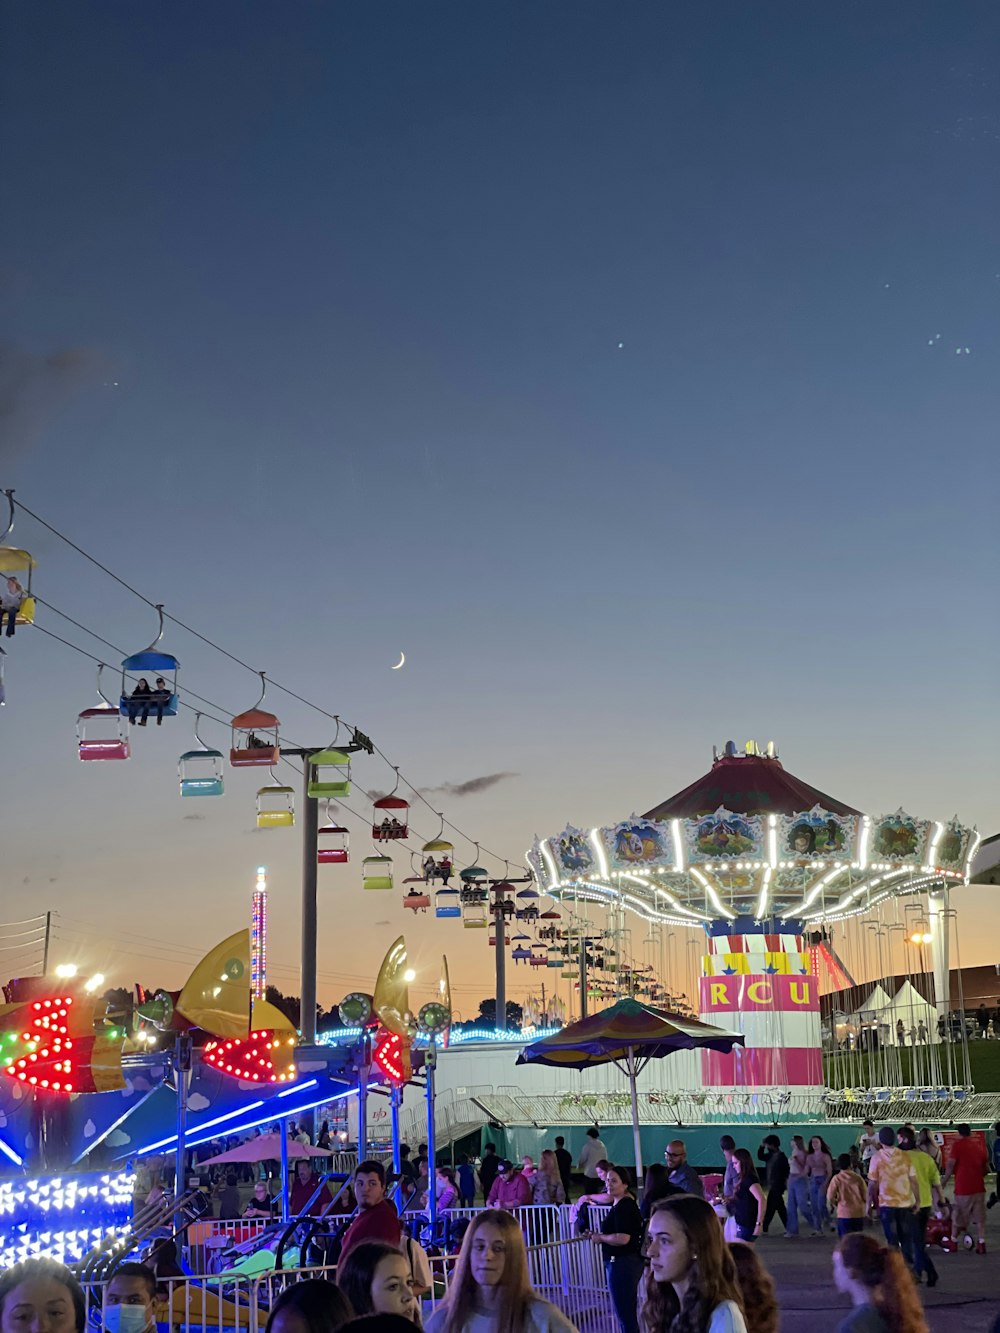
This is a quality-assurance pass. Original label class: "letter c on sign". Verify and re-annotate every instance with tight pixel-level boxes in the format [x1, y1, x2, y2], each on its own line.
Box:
[746, 981, 772, 1005]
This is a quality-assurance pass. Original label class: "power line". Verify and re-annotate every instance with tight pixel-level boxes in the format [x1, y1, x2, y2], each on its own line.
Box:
[8, 491, 526, 871]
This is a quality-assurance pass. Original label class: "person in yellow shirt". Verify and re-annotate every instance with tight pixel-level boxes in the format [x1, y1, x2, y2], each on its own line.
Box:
[898, 1128, 940, 1286]
[866, 1128, 918, 1269]
[827, 1154, 868, 1238]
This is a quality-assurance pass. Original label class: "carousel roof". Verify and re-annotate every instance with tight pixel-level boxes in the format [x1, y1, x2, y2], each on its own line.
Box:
[642, 752, 861, 821]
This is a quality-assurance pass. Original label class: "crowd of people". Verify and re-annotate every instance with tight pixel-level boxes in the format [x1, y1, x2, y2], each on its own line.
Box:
[6, 1121, 996, 1333]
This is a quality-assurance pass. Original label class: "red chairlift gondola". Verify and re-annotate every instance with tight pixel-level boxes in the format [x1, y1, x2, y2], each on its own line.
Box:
[77, 667, 129, 761]
[317, 807, 350, 864]
[231, 673, 280, 767]
[373, 795, 409, 841]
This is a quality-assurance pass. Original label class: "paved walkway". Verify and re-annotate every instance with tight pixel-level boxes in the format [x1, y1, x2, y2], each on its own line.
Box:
[756, 1210, 999, 1333]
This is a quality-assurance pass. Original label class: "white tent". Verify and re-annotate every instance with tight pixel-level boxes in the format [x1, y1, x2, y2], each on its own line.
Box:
[850, 983, 893, 1024]
[879, 981, 937, 1046]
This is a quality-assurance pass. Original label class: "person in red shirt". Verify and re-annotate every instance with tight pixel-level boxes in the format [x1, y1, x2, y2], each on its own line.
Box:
[941, 1123, 988, 1254]
[339, 1159, 402, 1263]
[288, 1158, 333, 1217]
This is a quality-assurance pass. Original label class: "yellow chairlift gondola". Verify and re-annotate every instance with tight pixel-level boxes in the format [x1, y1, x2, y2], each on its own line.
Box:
[77, 666, 130, 761]
[462, 903, 488, 929]
[0, 493, 36, 631]
[231, 673, 280, 767]
[362, 855, 393, 891]
[256, 775, 295, 829]
[178, 712, 224, 797]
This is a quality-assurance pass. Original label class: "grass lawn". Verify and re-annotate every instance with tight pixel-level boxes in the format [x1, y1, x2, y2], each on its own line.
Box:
[824, 1041, 1000, 1090]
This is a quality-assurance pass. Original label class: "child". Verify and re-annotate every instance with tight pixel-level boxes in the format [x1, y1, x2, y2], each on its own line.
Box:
[827, 1153, 868, 1236]
[457, 1153, 476, 1207]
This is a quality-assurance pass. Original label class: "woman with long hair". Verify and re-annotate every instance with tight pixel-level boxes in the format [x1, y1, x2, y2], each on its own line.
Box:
[725, 1151, 765, 1243]
[727, 1244, 777, 1333]
[640, 1196, 746, 1333]
[532, 1150, 567, 1206]
[832, 1233, 928, 1333]
[807, 1136, 835, 1234]
[425, 1208, 575, 1333]
[587, 1165, 646, 1333]
[0, 1259, 86, 1333]
[264, 1279, 353, 1333]
[640, 1164, 682, 1221]
[336, 1242, 418, 1324]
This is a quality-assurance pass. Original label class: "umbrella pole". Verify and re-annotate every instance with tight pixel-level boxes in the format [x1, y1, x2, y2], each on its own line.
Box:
[627, 1045, 643, 1184]
[280, 1119, 290, 1221]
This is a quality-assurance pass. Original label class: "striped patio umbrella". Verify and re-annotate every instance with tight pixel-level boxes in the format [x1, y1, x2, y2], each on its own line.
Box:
[517, 997, 744, 1177]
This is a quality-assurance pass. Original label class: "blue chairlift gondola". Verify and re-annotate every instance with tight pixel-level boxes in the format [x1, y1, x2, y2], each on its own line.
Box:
[119, 605, 179, 723]
[178, 712, 224, 797]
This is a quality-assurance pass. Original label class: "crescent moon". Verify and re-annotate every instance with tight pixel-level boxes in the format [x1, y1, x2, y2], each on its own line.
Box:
[392, 652, 406, 670]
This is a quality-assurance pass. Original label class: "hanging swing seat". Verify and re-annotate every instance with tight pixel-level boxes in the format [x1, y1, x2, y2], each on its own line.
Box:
[307, 749, 352, 798]
[77, 706, 130, 761]
[179, 749, 225, 797]
[362, 855, 393, 890]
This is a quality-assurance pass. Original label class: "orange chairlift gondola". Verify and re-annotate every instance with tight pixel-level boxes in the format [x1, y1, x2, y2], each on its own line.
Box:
[119, 604, 179, 723]
[178, 712, 224, 797]
[77, 665, 130, 761]
[403, 886, 431, 912]
[373, 772, 408, 840]
[0, 491, 37, 630]
[317, 803, 350, 864]
[231, 673, 280, 767]
[256, 770, 295, 829]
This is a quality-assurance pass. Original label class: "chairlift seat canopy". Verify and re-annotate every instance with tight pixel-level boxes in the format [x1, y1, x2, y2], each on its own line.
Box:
[460, 865, 488, 882]
[122, 650, 180, 672]
[0, 547, 36, 573]
[422, 839, 454, 854]
[373, 795, 408, 811]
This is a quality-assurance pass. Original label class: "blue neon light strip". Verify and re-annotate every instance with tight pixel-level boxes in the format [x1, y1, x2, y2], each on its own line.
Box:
[0, 1136, 24, 1167]
[134, 1087, 356, 1157]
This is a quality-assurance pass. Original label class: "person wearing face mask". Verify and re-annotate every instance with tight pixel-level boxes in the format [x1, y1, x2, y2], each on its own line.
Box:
[425, 1209, 575, 1333]
[640, 1196, 747, 1333]
[336, 1242, 419, 1324]
[0, 1259, 86, 1333]
[103, 1265, 157, 1333]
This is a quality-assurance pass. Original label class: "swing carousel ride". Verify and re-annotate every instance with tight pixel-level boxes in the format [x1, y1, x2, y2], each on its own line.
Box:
[528, 740, 984, 1113]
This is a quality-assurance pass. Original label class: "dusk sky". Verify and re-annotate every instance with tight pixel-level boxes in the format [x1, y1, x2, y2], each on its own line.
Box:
[2, 2, 997, 1019]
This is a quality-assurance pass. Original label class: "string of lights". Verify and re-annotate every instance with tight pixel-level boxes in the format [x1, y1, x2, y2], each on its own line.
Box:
[8, 491, 526, 871]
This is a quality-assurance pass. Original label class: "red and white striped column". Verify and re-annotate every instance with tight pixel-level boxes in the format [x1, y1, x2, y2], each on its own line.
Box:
[698, 928, 822, 1088]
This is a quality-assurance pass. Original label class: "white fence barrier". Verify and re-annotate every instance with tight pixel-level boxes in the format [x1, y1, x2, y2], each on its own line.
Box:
[84, 1206, 619, 1333]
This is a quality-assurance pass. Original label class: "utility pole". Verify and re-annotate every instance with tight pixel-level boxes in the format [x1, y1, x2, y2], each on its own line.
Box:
[579, 935, 589, 1020]
[42, 911, 51, 976]
[278, 731, 373, 1050]
[489, 873, 533, 1033]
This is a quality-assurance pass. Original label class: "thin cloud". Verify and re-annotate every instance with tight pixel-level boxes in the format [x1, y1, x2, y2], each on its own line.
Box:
[0, 341, 108, 463]
[424, 772, 518, 799]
